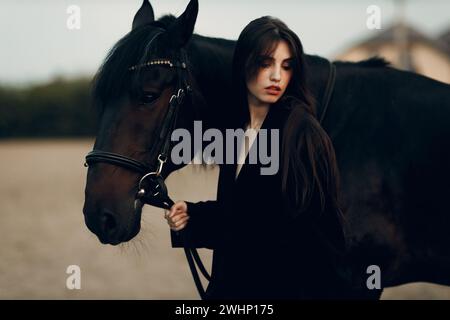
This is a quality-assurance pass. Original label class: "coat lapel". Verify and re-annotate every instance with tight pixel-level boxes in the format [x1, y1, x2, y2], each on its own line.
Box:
[234, 105, 280, 183]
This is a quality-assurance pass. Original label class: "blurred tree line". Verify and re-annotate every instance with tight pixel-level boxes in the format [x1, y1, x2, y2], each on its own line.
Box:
[0, 77, 97, 138]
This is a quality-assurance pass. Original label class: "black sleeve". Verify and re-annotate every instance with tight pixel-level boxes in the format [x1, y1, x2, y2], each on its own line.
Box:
[170, 200, 224, 249]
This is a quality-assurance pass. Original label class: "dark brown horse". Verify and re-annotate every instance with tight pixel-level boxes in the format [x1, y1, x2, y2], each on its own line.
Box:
[83, 0, 450, 298]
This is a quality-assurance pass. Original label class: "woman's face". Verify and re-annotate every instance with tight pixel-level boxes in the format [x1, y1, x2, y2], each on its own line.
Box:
[246, 40, 294, 106]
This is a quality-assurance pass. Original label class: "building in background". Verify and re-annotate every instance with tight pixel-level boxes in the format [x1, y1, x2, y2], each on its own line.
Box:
[335, 0, 450, 83]
[335, 23, 450, 84]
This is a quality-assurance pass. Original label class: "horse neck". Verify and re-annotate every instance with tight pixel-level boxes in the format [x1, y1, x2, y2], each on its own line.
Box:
[304, 55, 335, 120]
[187, 35, 235, 129]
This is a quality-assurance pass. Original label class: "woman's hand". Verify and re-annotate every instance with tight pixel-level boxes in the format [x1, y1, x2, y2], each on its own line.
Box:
[165, 200, 190, 232]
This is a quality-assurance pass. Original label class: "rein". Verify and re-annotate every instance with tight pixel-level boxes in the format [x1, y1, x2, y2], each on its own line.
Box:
[319, 60, 336, 124]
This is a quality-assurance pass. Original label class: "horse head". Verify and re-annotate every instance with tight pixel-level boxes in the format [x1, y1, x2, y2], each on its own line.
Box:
[83, 0, 199, 245]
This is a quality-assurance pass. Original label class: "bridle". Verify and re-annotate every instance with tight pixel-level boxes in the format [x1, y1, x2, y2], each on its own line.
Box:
[85, 72, 185, 209]
[83, 33, 337, 299]
[84, 39, 211, 299]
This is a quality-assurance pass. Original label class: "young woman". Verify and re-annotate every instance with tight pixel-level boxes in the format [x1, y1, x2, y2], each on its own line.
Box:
[166, 16, 352, 299]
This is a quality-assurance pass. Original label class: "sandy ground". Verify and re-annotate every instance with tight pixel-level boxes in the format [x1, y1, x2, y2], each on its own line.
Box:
[0, 139, 449, 299]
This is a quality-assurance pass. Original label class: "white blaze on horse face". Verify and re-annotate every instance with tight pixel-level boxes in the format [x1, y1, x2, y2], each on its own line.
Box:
[246, 40, 294, 107]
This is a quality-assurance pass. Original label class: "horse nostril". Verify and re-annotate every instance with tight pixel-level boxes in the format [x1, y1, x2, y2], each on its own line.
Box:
[104, 213, 116, 230]
[100, 210, 118, 238]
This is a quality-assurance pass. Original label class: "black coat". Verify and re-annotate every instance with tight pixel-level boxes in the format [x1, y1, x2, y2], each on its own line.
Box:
[171, 104, 354, 299]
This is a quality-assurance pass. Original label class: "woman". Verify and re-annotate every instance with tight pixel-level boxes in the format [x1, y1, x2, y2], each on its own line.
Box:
[167, 16, 351, 299]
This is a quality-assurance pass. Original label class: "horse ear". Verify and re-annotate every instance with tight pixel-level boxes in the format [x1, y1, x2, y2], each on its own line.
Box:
[165, 0, 198, 48]
[132, 0, 155, 30]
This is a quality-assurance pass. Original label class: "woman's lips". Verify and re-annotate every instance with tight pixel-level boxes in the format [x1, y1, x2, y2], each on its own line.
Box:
[265, 86, 281, 95]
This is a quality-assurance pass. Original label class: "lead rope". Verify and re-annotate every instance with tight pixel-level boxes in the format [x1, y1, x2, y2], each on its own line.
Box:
[158, 63, 211, 299]
[175, 63, 212, 299]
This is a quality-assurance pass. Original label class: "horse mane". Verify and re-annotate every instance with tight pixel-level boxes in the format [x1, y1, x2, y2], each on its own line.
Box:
[91, 15, 179, 114]
[157, 14, 177, 28]
[334, 56, 391, 68]
[355, 56, 391, 67]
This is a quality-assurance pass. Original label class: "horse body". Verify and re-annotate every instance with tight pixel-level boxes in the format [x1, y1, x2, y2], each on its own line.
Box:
[327, 65, 450, 286]
[83, 0, 450, 296]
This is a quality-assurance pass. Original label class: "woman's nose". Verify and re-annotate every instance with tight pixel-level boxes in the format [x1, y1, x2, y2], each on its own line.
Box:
[270, 66, 281, 82]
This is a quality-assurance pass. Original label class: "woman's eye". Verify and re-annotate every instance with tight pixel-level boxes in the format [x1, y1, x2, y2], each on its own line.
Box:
[259, 59, 272, 68]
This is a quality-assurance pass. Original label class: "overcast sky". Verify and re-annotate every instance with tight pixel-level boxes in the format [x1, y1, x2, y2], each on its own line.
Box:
[0, 0, 448, 86]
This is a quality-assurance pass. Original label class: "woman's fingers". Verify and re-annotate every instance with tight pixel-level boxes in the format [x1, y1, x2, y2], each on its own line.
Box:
[165, 201, 189, 231]
[172, 224, 187, 232]
[171, 212, 188, 223]
[165, 212, 187, 223]
[174, 215, 189, 225]
[169, 201, 187, 218]
[165, 209, 185, 220]
[170, 216, 190, 231]
[166, 212, 189, 227]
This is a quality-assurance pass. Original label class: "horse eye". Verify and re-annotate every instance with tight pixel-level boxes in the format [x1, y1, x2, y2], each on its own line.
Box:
[139, 92, 159, 105]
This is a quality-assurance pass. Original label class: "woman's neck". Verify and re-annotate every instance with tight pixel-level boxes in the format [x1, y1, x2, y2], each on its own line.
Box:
[247, 98, 270, 129]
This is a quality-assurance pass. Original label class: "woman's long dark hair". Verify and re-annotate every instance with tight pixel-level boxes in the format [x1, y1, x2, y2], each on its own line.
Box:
[232, 16, 344, 224]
